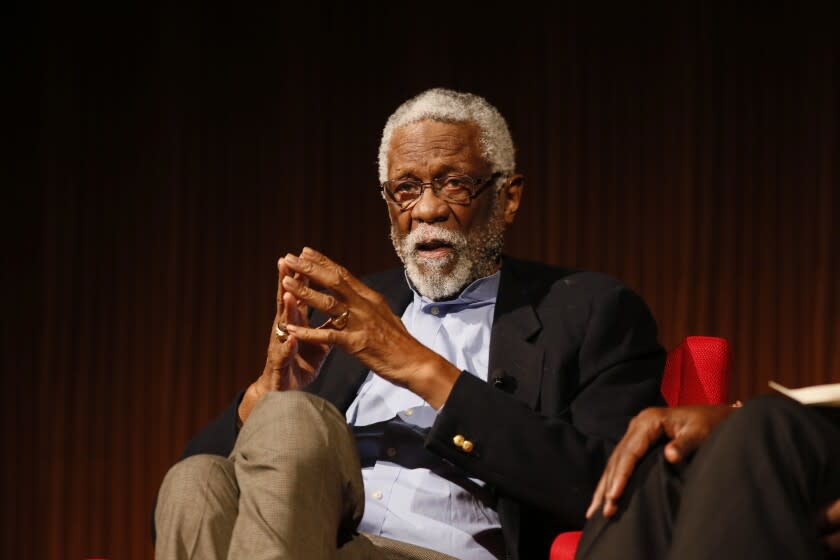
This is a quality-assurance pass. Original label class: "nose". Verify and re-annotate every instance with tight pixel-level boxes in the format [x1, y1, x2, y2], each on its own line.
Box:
[410, 185, 450, 224]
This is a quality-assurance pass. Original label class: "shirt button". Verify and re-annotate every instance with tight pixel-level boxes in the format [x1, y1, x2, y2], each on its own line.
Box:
[404, 408, 414, 416]
[462, 440, 475, 453]
[453, 434, 465, 447]
[372, 490, 383, 500]
[386, 447, 397, 458]
[430, 306, 440, 316]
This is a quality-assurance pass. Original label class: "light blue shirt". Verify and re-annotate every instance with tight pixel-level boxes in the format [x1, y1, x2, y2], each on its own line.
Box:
[345, 272, 504, 560]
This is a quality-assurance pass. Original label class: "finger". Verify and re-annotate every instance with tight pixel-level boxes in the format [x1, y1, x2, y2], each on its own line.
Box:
[818, 499, 840, 531]
[268, 329, 296, 355]
[295, 273, 309, 322]
[600, 450, 626, 518]
[267, 319, 297, 365]
[605, 434, 653, 499]
[276, 257, 289, 319]
[664, 438, 700, 464]
[282, 274, 346, 318]
[823, 530, 840, 553]
[663, 443, 682, 463]
[269, 295, 299, 356]
[586, 472, 608, 519]
[825, 499, 840, 526]
[284, 253, 360, 304]
[604, 421, 664, 510]
[665, 428, 708, 464]
[595, 439, 623, 515]
[301, 247, 382, 302]
[285, 323, 343, 346]
[596, 432, 637, 518]
[284, 292, 301, 326]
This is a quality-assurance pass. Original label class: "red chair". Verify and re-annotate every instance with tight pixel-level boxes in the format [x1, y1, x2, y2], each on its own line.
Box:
[549, 336, 731, 560]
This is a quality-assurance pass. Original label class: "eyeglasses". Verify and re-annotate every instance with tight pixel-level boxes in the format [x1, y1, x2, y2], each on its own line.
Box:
[381, 172, 503, 211]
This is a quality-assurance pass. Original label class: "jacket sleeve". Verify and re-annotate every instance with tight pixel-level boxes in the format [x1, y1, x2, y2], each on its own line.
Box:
[424, 283, 665, 527]
[180, 391, 244, 459]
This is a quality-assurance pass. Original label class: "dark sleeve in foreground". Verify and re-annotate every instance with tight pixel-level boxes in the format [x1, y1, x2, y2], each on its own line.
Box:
[179, 391, 244, 459]
[426, 277, 665, 528]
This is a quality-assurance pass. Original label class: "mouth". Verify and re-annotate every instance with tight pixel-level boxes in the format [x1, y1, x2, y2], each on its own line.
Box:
[414, 239, 455, 259]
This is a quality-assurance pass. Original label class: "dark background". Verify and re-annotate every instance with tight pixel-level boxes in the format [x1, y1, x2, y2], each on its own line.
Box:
[6, 1, 838, 558]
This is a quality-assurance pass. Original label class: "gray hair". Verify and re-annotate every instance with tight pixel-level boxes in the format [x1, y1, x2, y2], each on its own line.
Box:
[377, 88, 516, 183]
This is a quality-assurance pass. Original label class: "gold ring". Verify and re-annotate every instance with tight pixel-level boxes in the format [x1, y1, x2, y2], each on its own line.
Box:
[274, 323, 289, 342]
[326, 309, 350, 331]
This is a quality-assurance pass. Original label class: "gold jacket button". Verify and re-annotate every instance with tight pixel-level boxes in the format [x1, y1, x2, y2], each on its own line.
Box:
[462, 440, 474, 453]
[453, 434, 465, 447]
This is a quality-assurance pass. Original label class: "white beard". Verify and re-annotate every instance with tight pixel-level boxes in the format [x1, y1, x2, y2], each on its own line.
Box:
[390, 202, 507, 301]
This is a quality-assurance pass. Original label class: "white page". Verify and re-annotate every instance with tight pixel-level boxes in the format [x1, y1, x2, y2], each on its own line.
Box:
[768, 381, 840, 407]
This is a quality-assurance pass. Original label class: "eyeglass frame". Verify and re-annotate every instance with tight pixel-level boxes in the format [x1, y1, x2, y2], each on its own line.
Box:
[380, 172, 504, 211]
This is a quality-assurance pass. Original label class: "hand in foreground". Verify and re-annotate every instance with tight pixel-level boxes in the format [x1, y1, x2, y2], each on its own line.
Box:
[281, 247, 460, 409]
[818, 498, 840, 556]
[238, 256, 331, 424]
[586, 404, 734, 519]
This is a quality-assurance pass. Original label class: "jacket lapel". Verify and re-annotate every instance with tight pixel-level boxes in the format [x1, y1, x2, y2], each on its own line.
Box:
[488, 260, 545, 410]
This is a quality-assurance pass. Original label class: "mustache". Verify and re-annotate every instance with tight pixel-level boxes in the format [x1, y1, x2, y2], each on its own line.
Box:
[402, 224, 467, 250]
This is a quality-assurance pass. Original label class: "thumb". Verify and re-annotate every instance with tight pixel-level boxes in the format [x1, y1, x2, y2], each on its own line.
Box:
[664, 430, 707, 463]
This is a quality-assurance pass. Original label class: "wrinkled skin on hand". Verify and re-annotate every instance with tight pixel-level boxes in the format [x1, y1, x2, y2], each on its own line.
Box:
[281, 247, 460, 410]
[238, 248, 461, 425]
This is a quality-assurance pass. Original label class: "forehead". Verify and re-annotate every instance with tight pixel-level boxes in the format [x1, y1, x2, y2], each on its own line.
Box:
[387, 120, 487, 177]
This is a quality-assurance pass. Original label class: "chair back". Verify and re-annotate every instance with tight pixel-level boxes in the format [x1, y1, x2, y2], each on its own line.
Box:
[661, 336, 730, 406]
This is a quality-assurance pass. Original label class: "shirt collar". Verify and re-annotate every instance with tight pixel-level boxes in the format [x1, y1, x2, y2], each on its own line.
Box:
[404, 270, 501, 313]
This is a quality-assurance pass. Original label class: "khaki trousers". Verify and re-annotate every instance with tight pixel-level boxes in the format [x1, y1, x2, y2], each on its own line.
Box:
[155, 391, 457, 560]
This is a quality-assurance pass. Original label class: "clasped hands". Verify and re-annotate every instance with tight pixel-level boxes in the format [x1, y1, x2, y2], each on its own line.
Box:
[237, 247, 460, 424]
[586, 404, 840, 553]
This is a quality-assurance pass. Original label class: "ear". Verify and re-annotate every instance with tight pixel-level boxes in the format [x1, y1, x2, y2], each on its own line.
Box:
[500, 174, 524, 225]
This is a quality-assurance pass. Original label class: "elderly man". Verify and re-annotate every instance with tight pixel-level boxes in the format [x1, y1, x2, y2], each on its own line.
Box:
[154, 88, 665, 560]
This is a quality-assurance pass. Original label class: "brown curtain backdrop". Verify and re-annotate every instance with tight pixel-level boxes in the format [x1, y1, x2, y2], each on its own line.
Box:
[6, 2, 838, 558]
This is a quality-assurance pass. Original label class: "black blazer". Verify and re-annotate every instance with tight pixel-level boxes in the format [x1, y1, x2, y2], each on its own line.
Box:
[182, 257, 665, 559]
